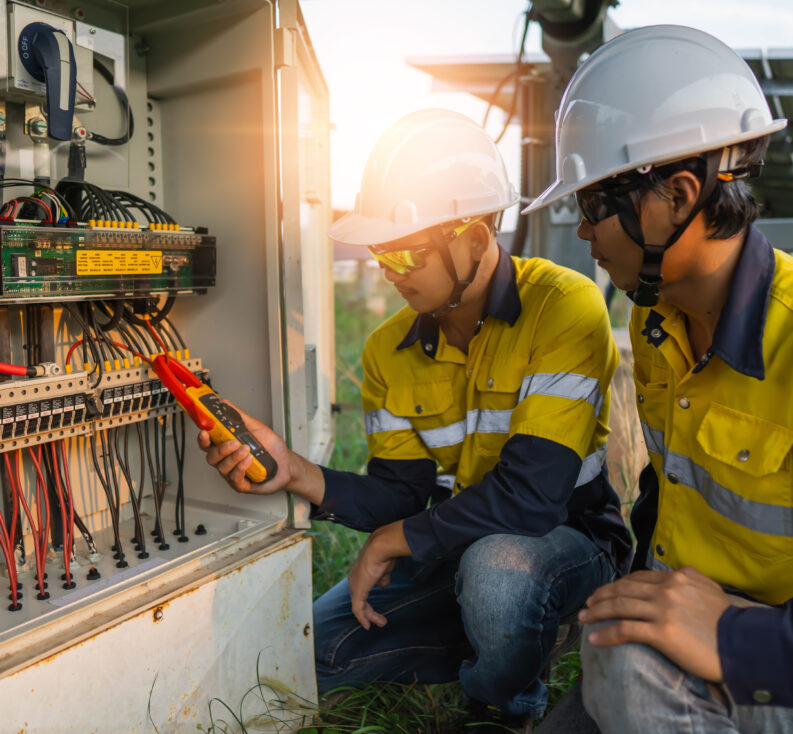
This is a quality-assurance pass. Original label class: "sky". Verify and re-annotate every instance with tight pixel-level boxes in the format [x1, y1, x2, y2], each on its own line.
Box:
[300, 0, 793, 216]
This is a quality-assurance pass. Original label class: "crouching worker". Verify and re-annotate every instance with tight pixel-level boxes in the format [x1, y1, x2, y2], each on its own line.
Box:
[198, 109, 632, 729]
[525, 24, 793, 733]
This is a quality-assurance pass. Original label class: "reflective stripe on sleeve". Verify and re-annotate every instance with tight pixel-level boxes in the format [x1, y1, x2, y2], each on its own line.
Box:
[364, 408, 412, 434]
[575, 444, 607, 487]
[641, 423, 793, 538]
[417, 419, 467, 449]
[519, 372, 604, 415]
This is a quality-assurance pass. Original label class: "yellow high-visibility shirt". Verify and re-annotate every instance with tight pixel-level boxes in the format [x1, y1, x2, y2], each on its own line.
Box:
[631, 225, 793, 605]
[362, 250, 618, 496]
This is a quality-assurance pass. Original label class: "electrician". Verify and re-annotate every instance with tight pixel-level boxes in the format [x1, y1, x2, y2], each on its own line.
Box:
[198, 109, 631, 728]
[524, 25, 793, 733]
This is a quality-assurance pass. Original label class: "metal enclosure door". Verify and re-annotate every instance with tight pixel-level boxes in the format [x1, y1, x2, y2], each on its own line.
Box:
[278, 0, 334, 531]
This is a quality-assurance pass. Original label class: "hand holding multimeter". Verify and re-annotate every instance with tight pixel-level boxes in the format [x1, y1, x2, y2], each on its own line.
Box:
[152, 355, 278, 485]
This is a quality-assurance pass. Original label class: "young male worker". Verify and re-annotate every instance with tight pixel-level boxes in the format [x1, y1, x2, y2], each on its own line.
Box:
[198, 109, 631, 728]
[525, 25, 793, 733]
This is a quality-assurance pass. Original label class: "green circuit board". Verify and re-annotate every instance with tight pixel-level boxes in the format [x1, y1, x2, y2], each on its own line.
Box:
[0, 224, 216, 302]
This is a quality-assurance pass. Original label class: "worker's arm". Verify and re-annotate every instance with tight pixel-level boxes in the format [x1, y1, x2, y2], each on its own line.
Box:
[579, 567, 793, 707]
[198, 414, 437, 526]
[717, 598, 793, 707]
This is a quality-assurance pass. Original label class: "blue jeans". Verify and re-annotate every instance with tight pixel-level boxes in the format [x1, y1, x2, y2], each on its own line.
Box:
[313, 525, 614, 718]
[581, 622, 793, 733]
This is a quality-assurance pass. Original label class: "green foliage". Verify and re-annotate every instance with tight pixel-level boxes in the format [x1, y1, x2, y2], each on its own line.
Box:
[309, 520, 366, 600]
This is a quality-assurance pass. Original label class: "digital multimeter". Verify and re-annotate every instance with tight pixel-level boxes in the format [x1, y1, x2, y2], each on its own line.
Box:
[152, 354, 277, 484]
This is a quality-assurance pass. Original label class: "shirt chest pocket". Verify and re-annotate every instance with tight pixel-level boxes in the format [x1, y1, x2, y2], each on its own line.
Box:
[696, 402, 793, 504]
[385, 378, 454, 420]
[473, 357, 526, 455]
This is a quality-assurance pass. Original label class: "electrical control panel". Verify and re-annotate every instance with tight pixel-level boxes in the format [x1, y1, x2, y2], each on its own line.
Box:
[0, 0, 331, 728]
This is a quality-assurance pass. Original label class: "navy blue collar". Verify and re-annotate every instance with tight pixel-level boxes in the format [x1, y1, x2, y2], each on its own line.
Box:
[397, 245, 521, 357]
[642, 225, 774, 379]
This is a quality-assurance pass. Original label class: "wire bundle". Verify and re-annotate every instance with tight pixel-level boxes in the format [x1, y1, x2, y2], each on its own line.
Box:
[61, 299, 190, 553]
[0, 180, 76, 224]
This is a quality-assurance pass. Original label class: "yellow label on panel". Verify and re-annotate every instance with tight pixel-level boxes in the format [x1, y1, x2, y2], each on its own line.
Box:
[76, 250, 163, 275]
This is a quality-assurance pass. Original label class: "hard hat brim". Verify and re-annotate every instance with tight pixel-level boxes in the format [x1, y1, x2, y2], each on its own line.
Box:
[522, 119, 788, 215]
[330, 197, 520, 247]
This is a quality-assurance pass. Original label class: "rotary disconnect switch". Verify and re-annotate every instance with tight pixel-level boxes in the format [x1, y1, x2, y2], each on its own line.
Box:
[18, 22, 77, 140]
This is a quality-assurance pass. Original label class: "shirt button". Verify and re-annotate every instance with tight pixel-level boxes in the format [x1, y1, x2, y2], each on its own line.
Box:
[655, 544, 665, 556]
[667, 473, 679, 484]
[650, 328, 662, 339]
[487, 378, 494, 388]
[637, 394, 645, 404]
[468, 369, 472, 377]
[678, 397, 690, 409]
[415, 405, 423, 414]
[424, 343, 432, 352]
[328, 513, 336, 521]
[753, 690, 772, 704]
[737, 449, 750, 462]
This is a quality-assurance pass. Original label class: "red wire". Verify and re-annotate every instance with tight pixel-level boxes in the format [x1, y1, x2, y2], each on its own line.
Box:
[0, 492, 18, 606]
[0, 362, 28, 377]
[1, 453, 20, 606]
[66, 338, 151, 371]
[7, 450, 45, 593]
[65, 339, 84, 370]
[50, 443, 72, 585]
[28, 447, 51, 595]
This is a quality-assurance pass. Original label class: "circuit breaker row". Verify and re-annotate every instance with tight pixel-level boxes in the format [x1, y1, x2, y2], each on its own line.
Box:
[0, 360, 203, 452]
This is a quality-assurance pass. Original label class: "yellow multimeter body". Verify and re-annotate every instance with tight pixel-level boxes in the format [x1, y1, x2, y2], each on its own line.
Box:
[188, 384, 277, 483]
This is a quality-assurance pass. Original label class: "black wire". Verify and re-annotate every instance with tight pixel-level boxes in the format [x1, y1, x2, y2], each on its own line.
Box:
[482, 4, 532, 144]
[154, 320, 176, 353]
[143, 419, 167, 548]
[57, 442, 97, 554]
[93, 300, 123, 332]
[161, 316, 186, 351]
[127, 319, 156, 356]
[89, 302, 124, 361]
[87, 59, 134, 147]
[100, 429, 127, 567]
[64, 302, 104, 386]
[115, 425, 147, 557]
[123, 295, 176, 327]
[172, 412, 187, 539]
[89, 432, 124, 565]
[135, 422, 146, 506]
[109, 191, 175, 225]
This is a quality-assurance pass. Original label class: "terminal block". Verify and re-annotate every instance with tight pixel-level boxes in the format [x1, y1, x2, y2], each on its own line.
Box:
[0, 372, 91, 452]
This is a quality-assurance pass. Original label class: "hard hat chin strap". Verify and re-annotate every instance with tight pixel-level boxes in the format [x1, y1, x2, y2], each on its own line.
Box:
[618, 149, 722, 307]
[428, 226, 481, 319]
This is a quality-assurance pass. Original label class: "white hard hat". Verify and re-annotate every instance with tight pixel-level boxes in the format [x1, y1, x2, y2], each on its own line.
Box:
[330, 109, 519, 246]
[523, 24, 787, 214]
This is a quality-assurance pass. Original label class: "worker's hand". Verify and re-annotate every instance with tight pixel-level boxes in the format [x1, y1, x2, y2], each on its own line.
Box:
[197, 402, 292, 494]
[578, 566, 731, 682]
[348, 521, 410, 630]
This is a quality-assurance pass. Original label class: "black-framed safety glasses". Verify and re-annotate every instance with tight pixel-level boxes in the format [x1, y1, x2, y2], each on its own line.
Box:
[575, 180, 644, 225]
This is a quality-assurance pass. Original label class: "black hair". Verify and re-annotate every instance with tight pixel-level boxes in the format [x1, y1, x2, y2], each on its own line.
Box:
[637, 135, 770, 239]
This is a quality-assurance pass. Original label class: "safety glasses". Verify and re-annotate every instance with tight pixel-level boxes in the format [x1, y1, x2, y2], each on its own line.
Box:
[575, 181, 644, 225]
[368, 217, 484, 274]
